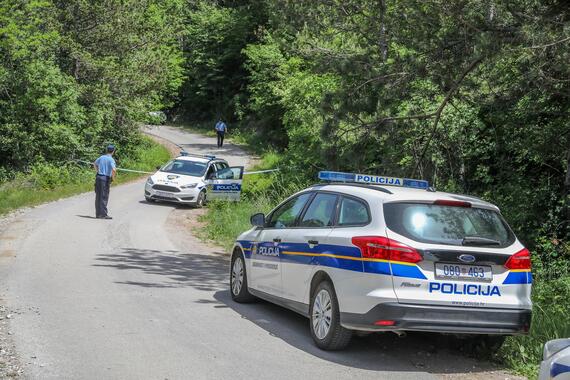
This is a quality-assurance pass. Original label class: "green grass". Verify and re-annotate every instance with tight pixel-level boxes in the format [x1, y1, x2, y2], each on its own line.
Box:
[197, 150, 307, 251]
[0, 135, 171, 216]
[499, 273, 570, 379]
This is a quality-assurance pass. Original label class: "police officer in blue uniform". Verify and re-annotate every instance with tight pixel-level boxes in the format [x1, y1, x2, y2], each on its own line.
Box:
[94, 145, 117, 219]
[215, 119, 227, 148]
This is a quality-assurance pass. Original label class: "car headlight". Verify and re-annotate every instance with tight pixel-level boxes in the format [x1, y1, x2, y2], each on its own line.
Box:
[180, 183, 198, 189]
[146, 177, 154, 185]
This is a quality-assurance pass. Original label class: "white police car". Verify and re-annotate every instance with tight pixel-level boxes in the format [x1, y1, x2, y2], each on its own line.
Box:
[540, 338, 570, 380]
[145, 152, 244, 207]
[229, 171, 532, 350]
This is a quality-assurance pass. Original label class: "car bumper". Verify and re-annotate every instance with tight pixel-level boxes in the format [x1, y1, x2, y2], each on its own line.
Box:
[340, 302, 531, 334]
[144, 187, 200, 204]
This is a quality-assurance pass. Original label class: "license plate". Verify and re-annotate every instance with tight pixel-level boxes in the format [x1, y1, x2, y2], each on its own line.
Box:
[435, 263, 492, 282]
[155, 191, 176, 198]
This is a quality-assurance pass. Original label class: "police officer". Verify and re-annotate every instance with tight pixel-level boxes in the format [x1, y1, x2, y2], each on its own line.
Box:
[94, 145, 117, 219]
[214, 118, 227, 148]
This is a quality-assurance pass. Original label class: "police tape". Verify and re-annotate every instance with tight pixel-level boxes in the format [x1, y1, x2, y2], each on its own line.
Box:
[71, 159, 154, 174]
[72, 159, 278, 176]
[243, 169, 280, 175]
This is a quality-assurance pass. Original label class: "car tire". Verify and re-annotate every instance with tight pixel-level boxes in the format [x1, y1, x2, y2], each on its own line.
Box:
[145, 196, 155, 203]
[310, 280, 352, 350]
[195, 190, 206, 208]
[230, 251, 255, 303]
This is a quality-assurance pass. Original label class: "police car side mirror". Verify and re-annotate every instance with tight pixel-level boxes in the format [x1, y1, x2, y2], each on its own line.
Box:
[156, 166, 161, 170]
[250, 213, 265, 228]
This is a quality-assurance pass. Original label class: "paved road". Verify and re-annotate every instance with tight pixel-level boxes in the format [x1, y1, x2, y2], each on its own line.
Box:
[0, 126, 511, 380]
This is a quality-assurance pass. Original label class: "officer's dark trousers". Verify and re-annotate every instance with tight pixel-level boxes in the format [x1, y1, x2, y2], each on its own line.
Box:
[217, 131, 225, 147]
[95, 174, 111, 217]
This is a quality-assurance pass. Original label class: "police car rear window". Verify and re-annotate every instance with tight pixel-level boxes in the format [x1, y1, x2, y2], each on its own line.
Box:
[383, 203, 515, 247]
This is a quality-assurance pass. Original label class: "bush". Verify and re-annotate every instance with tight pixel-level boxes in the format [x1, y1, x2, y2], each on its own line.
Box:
[499, 236, 570, 378]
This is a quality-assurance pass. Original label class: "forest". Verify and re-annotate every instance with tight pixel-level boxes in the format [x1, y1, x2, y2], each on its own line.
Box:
[1, 0, 569, 376]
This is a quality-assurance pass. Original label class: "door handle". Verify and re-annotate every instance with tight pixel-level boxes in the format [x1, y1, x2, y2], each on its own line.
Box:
[273, 238, 282, 243]
[308, 240, 319, 245]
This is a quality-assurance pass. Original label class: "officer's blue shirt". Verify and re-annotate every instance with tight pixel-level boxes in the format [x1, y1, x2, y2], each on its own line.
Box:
[215, 121, 227, 132]
[95, 154, 116, 177]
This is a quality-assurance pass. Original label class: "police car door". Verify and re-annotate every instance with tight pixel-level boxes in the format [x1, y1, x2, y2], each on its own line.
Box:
[206, 166, 244, 201]
[280, 192, 338, 305]
[250, 192, 313, 298]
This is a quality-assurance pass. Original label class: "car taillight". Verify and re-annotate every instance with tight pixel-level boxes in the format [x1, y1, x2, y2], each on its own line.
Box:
[351, 236, 422, 263]
[504, 248, 532, 270]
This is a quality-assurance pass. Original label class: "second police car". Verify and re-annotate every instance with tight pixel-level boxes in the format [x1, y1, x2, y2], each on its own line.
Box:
[230, 171, 532, 350]
[145, 152, 244, 206]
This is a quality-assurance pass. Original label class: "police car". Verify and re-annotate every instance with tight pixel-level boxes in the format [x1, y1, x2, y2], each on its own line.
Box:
[144, 152, 244, 206]
[539, 338, 570, 380]
[229, 171, 532, 350]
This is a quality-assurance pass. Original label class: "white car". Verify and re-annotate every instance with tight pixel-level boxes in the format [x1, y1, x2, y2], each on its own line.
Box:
[145, 152, 244, 207]
[229, 171, 532, 350]
[539, 339, 570, 380]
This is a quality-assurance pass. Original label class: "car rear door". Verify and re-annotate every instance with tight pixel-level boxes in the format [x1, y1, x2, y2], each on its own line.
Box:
[383, 200, 532, 310]
[206, 166, 244, 201]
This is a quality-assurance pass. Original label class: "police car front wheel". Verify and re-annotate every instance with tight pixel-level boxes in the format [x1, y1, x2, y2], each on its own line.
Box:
[230, 251, 255, 303]
[195, 190, 206, 208]
[310, 281, 352, 350]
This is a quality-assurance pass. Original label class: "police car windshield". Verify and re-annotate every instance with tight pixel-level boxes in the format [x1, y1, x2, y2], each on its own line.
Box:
[160, 160, 207, 177]
[384, 203, 515, 248]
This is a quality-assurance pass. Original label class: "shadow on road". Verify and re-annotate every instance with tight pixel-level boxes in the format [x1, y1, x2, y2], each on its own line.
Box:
[93, 247, 506, 376]
[213, 289, 505, 376]
[177, 142, 250, 160]
[93, 248, 228, 291]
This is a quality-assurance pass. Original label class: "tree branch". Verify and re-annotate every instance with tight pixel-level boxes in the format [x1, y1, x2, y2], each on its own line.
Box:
[411, 57, 483, 177]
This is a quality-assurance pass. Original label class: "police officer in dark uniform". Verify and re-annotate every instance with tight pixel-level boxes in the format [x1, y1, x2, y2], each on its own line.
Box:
[94, 145, 117, 219]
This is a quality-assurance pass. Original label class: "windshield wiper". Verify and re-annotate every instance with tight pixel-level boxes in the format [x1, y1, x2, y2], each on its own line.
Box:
[462, 236, 501, 246]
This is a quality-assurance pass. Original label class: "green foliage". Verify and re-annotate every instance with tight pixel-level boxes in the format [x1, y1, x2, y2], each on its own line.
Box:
[0, 0, 185, 171]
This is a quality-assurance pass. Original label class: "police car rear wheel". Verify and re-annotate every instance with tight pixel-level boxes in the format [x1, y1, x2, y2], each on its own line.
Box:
[310, 281, 352, 350]
[230, 252, 255, 303]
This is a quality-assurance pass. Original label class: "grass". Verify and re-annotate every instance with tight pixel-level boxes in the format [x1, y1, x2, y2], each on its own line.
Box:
[197, 150, 307, 251]
[0, 135, 171, 216]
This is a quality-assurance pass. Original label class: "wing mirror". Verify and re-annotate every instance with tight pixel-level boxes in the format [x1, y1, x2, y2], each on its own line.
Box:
[156, 165, 161, 170]
[250, 213, 265, 228]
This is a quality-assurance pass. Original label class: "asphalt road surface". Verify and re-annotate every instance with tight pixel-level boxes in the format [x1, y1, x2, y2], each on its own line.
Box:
[0, 126, 518, 380]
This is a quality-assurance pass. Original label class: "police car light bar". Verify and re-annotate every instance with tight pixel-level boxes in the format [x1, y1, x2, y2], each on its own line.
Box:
[179, 151, 216, 160]
[318, 171, 429, 190]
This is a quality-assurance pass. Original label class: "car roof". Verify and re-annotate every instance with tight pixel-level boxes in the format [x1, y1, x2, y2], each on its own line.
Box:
[174, 155, 226, 164]
[303, 183, 499, 211]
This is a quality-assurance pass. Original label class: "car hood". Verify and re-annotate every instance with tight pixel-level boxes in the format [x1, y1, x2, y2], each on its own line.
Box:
[151, 171, 202, 187]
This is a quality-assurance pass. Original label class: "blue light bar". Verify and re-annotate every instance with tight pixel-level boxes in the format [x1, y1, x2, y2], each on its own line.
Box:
[318, 171, 429, 190]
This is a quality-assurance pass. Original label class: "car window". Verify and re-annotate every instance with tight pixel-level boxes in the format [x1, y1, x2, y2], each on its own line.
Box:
[267, 193, 313, 229]
[215, 162, 228, 171]
[383, 203, 515, 247]
[338, 197, 370, 226]
[205, 164, 216, 179]
[214, 167, 240, 180]
[161, 160, 207, 177]
[299, 193, 338, 227]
